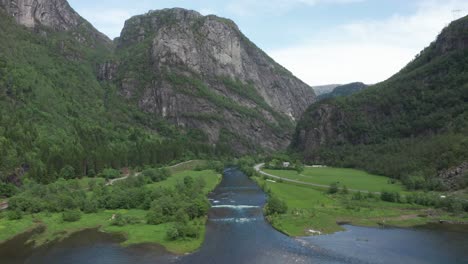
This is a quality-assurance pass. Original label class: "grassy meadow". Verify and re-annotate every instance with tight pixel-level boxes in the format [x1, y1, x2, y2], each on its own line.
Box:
[257, 167, 467, 237]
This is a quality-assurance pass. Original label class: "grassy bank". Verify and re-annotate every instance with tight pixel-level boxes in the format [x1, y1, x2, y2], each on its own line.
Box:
[0, 167, 221, 254]
[255, 167, 467, 237]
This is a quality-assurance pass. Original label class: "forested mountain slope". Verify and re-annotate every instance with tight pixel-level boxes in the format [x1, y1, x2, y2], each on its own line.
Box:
[0, 3, 211, 185]
[293, 15, 468, 191]
[0, 1, 315, 186]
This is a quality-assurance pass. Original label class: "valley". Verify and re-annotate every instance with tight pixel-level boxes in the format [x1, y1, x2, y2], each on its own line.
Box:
[0, 0, 467, 263]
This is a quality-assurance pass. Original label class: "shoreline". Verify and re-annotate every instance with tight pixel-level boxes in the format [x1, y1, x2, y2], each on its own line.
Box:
[0, 165, 224, 255]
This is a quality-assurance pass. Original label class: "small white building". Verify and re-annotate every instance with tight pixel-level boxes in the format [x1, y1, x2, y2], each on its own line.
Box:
[283, 162, 291, 168]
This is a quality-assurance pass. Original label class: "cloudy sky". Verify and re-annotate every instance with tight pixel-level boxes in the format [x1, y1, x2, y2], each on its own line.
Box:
[68, 0, 467, 86]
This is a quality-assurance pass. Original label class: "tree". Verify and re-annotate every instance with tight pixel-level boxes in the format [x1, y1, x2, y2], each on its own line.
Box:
[265, 195, 288, 215]
[60, 165, 75, 179]
[62, 210, 81, 222]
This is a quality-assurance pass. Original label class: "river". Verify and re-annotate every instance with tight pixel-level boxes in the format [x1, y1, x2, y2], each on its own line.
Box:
[1, 168, 467, 263]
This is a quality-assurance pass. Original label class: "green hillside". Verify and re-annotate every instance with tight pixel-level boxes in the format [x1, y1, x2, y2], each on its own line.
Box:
[293, 15, 468, 191]
[0, 10, 211, 187]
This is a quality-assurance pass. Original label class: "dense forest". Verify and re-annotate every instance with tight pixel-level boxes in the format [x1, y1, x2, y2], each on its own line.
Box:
[0, 9, 217, 192]
[293, 15, 468, 191]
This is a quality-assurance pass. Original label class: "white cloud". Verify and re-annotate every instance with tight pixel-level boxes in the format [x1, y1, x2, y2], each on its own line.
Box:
[268, 0, 468, 85]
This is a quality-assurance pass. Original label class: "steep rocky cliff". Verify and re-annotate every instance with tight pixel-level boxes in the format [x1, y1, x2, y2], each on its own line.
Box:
[292, 15, 468, 190]
[113, 9, 316, 152]
[0, 0, 112, 48]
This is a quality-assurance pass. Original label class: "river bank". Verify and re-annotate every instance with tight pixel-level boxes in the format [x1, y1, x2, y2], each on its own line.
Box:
[253, 166, 468, 237]
[0, 167, 222, 254]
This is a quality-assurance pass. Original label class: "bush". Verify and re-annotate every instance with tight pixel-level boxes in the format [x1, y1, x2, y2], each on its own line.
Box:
[328, 183, 339, 194]
[380, 191, 401, 203]
[111, 213, 140, 226]
[142, 168, 170, 182]
[60, 165, 75, 180]
[82, 198, 98, 214]
[7, 210, 22, 220]
[100, 168, 120, 180]
[0, 182, 18, 197]
[352, 191, 363, 200]
[146, 205, 165, 225]
[62, 210, 81, 222]
[265, 195, 288, 215]
[341, 185, 349, 194]
[166, 221, 199, 241]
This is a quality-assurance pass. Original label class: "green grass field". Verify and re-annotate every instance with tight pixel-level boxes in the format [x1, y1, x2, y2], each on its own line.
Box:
[255, 167, 467, 237]
[0, 166, 222, 254]
[264, 167, 405, 193]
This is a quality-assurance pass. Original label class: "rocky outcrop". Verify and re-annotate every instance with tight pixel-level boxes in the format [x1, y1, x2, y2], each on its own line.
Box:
[0, 0, 111, 47]
[438, 162, 468, 190]
[98, 61, 119, 81]
[292, 103, 348, 160]
[115, 8, 316, 152]
[0, 0, 81, 30]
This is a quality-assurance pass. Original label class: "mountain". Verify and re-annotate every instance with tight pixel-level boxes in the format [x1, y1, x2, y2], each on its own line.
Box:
[0, 2, 314, 184]
[311, 84, 340, 96]
[317, 82, 368, 101]
[0, 0, 112, 48]
[292, 15, 468, 191]
[112, 9, 315, 153]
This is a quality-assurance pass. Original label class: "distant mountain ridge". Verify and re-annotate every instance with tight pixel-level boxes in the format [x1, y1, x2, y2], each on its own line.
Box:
[311, 84, 340, 96]
[317, 82, 368, 101]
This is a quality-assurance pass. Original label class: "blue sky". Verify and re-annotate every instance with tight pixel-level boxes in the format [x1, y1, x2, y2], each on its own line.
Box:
[69, 0, 467, 85]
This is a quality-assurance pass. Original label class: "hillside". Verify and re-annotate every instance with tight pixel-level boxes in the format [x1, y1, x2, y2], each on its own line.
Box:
[0, 3, 214, 185]
[0, 1, 315, 186]
[292, 15, 468, 191]
[317, 82, 368, 101]
[112, 9, 315, 153]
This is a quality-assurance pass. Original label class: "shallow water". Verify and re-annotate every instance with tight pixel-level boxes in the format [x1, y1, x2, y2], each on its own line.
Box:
[1, 168, 467, 264]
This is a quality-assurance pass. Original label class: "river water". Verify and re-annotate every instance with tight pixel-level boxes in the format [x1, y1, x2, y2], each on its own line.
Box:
[1, 168, 467, 264]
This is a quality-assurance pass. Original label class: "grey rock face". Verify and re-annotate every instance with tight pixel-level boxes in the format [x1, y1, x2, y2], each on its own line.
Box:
[294, 104, 347, 159]
[0, 0, 111, 46]
[438, 162, 468, 190]
[116, 8, 316, 151]
[0, 0, 80, 30]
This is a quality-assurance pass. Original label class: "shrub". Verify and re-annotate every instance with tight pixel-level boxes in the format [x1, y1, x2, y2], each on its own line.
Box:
[328, 183, 339, 194]
[265, 195, 288, 215]
[60, 165, 75, 180]
[100, 168, 120, 180]
[352, 191, 363, 200]
[62, 210, 81, 222]
[82, 198, 98, 214]
[380, 191, 401, 203]
[341, 185, 349, 194]
[142, 168, 170, 182]
[0, 182, 18, 197]
[7, 210, 22, 220]
[111, 213, 140, 226]
[166, 222, 199, 240]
